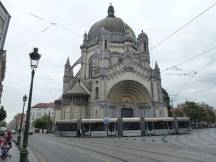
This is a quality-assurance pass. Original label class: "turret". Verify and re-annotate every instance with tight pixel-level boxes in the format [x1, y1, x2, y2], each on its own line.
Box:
[154, 61, 161, 79]
[63, 57, 73, 93]
[137, 30, 149, 53]
[80, 32, 88, 49]
[64, 57, 72, 75]
[137, 30, 150, 67]
[108, 4, 115, 17]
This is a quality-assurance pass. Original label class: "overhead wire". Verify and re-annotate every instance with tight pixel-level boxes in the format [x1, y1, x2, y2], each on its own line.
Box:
[141, 28, 216, 36]
[150, 1, 216, 50]
[3, 1, 81, 37]
[176, 55, 216, 96]
[161, 45, 216, 73]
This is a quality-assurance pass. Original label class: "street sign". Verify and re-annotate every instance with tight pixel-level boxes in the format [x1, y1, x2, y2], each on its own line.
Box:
[103, 117, 110, 125]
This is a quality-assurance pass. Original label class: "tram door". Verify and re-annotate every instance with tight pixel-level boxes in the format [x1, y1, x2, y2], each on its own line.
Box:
[121, 108, 133, 118]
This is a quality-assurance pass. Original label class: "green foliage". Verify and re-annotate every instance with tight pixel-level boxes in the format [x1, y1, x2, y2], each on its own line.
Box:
[33, 114, 53, 131]
[173, 108, 184, 117]
[162, 88, 172, 117]
[0, 120, 6, 127]
[0, 106, 6, 121]
[180, 101, 216, 124]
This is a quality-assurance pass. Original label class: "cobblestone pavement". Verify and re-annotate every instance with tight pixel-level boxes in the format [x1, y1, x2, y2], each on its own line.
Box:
[29, 128, 216, 162]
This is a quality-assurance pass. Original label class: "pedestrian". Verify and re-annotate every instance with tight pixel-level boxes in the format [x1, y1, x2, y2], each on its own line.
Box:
[82, 128, 85, 138]
[5, 130, 12, 149]
[77, 129, 81, 137]
[1, 140, 10, 160]
[79, 128, 82, 137]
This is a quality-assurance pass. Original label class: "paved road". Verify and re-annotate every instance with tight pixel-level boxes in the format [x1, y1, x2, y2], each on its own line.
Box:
[29, 128, 216, 162]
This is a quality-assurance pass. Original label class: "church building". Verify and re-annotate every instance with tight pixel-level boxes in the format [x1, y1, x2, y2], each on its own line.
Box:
[54, 5, 168, 121]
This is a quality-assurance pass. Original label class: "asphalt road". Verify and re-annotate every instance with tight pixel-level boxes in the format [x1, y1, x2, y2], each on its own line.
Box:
[28, 128, 216, 162]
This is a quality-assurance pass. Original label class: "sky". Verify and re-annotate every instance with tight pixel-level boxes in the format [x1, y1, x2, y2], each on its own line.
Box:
[1, 0, 216, 122]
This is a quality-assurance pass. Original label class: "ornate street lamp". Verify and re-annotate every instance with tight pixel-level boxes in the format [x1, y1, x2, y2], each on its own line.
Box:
[20, 48, 41, 162]
[16, 94, 27, 149]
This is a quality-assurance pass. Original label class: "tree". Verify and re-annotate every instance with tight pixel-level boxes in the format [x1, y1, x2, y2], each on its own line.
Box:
[0, 106, 6, 121]
[33, 118, 43, 130]
[162, 88, 172, 116]
[33, 114, 53, 132]
[0, 120, 6, 127]
[41, 114, 53, 131]
[181, 101, 216, 127]
[183, 101, 201, 122]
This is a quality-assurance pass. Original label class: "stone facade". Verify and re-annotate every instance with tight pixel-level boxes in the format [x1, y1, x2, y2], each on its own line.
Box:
[55, 5, 168, 121]
[8, 113, 26, 130]
[0, 2, 10, 103]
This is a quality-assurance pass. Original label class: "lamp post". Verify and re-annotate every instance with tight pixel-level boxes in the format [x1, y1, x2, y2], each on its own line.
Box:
[16, 94, 27, 149]
[20, 48, 41, 162]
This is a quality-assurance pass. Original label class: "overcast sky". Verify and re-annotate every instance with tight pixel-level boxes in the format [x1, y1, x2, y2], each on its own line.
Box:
[1, 0, 216, 122]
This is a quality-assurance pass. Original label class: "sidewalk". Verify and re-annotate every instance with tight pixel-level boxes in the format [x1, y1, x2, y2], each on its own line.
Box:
[2, 142, 38, 162]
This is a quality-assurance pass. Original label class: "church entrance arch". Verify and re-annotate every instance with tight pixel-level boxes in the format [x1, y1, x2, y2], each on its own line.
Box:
[107, 80, 151, 117]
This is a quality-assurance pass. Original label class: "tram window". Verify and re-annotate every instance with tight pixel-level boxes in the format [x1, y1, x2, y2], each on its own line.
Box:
[59, 124, 64, 131]
[108, 123, 115, 132]
[83, 123, 90, 132]
[63, 123, 77, 131]
[123, 122, 140, 130]
[91, 123, 105, 131]
[168, 121, 174, 129]
[57, 124, 62, 131]
[147, 122, 153, 131]
[153, 121, 167, 129]
[178, 121, 189, 128]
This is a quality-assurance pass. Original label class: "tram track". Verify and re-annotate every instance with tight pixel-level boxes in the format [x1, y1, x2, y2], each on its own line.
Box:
[206, 129, 216, 139]
[196, 130, 215, 143]
[68, 138, 214, 162]
[29, 144, 49, 162]
[63, 138, 166, 162]
[33, 132, 216, 162]
[175, 133, 216, 156]
[61, 141, 134, 162]
[33, 136, 131, 162]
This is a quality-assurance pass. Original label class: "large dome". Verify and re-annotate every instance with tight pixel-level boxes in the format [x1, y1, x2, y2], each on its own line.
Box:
[88, 5, 136, 42]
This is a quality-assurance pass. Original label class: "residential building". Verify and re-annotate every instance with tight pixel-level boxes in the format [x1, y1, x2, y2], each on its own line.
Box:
[31, 102, 55, 127]
[8, 113, 26, 131]
[0, 2, 10, 103]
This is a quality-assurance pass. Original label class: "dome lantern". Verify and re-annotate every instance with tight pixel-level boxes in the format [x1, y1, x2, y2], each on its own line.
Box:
[108, 4, 115, 17]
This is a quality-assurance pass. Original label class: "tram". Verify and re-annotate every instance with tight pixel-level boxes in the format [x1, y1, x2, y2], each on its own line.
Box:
[55, 117, 191, 137]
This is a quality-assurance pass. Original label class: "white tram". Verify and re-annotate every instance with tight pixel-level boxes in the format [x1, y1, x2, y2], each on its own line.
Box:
[56, 119, 78, 137]
[122, 118, 141, 136]
[81, 118, 117, 137]
[55, 117, 191, 137]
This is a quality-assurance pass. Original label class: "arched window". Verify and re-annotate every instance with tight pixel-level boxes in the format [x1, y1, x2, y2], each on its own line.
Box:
[95, 87, 99, 99]
[105, 40, 107, 49]
[144, 43, 147, 51]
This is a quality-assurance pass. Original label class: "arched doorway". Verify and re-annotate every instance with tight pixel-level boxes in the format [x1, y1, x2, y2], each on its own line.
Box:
[121, 108, 133, 117]
[107, 80, 150, 118]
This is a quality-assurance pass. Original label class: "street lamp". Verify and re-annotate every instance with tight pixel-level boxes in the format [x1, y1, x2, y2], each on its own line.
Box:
[20, 48, 41, 162]
[16, 94, 27, 149]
